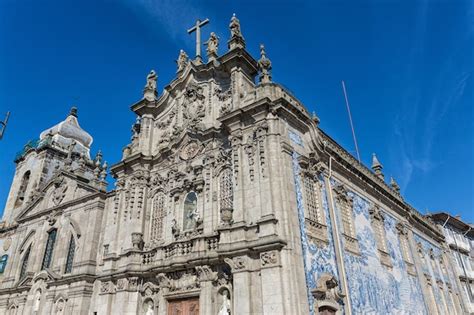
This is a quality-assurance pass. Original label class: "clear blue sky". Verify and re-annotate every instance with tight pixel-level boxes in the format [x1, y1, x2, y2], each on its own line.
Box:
[1, 0, 473, 222]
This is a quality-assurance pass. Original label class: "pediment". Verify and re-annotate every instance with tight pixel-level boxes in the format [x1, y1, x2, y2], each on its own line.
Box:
[16, 173, 101, 222]
[33, 269, 61, 283]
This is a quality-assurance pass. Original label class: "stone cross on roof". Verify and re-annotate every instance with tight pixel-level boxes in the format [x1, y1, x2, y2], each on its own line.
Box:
[187, 18, 210, 64]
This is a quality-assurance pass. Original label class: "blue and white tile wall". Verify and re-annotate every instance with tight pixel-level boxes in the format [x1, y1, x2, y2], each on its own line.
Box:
[413, 234, 459, 313]
[341, 194, 427, 314]
[292, 152, 339, 315]
[290, 144, 432, 314]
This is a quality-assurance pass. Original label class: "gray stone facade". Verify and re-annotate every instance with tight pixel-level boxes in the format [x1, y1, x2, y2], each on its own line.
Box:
[0, 15, 469, 315]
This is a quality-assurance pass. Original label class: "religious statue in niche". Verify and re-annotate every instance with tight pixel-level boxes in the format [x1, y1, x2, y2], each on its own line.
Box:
[144, 299, 154, 315]
[218, 288, 231, 315]
[183, 192, 201, 230]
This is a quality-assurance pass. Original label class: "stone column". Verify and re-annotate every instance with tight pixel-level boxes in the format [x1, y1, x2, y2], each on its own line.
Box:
[259, 250, 285, 314]
[224, 256, 252, 315]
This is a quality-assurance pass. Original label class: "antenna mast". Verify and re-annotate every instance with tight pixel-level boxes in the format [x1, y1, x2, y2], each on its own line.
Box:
[341, 81, 361, 163]
[0, 111, 10, 140]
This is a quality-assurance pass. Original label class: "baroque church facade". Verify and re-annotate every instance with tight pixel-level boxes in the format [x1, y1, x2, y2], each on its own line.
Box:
[0, 15, 470, 315]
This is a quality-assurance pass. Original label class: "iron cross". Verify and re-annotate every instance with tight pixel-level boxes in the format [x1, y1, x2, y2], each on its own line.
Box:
[187, 18, 210, 62]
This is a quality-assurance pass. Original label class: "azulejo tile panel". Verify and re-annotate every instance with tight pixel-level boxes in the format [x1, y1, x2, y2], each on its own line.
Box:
[291, 151, 429, 314]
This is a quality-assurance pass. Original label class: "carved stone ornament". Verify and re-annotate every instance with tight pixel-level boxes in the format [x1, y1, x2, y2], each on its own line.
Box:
[312, 273, 345, 306]
[260, 251, 278, 267]
[179, 141, 201, 161]
[131, 232, 144, 250]
[116, 278, 128, 291]
[369, 204, 385, 222]
[224, 257, 246, 271]
[196, 265, 218, 282]
[182, 83, 205, 126]
[51, 178, 68, 206]
[100, 281, 114, 294]
[214, 86, 232, 115]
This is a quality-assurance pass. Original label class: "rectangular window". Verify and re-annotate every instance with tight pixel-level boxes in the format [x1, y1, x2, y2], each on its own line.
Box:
[65, 235, 76, 273]
[41, 229, 57, 270]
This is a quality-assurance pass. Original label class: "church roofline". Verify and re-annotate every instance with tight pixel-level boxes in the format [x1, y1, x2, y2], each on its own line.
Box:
[131, 46, 259, 117]
[318, 129, 444, 240]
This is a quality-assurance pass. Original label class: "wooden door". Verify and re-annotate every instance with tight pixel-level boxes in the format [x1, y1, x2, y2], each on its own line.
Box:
[167, 297, 199, 315]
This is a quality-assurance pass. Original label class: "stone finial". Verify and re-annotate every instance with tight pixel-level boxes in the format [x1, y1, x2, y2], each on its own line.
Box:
[176, 49, 189, 73]
[94, 150, 103, 166]
[258, 44, 272, 84]
[143, 70, 157, 101]
[371, 153, 384, 180]
[69, 106, 78, 117]
[205, 32, 219, 61]
[228, 13, 245, 50]
[390, 176, 401, 195]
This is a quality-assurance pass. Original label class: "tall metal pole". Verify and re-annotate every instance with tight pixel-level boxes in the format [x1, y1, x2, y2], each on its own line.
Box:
[341, 81, 361, 163]
[0, 111, 10, 140]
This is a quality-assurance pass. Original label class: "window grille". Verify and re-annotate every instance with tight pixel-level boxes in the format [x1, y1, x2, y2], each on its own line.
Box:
[65, 235, 76, 273]
[219, 169, 233, 210]
[150, 192, 166, 241]
[303, 176, 322, 223]
[41, 229, 57, 270]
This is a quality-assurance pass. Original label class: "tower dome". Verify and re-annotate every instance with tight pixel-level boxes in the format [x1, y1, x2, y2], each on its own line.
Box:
[39, 107, 93, 157]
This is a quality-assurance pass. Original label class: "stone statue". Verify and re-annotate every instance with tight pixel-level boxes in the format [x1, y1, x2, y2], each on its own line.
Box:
[145, 70, 157, 90]
[205, 32, 219, 57]
[229, 14, 242, 39]
[176, 50, 189, 72]
[171, 219, 180, 238]
[144, 301, 154, 315]
[218, 289, 231, 315]
[144, 70, 157, 100]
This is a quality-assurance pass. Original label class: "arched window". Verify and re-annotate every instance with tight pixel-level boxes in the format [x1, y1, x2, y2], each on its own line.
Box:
[183, 192, 198, 231]
[65, 235, 75, 273]
[19, 246, 31, 280]
[41, 229, 57, 270]
[0, 254, 8, 273]
[150, 192, 166, 242]
[219, 168, 233, 211]
[15, 170, 31, 208]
